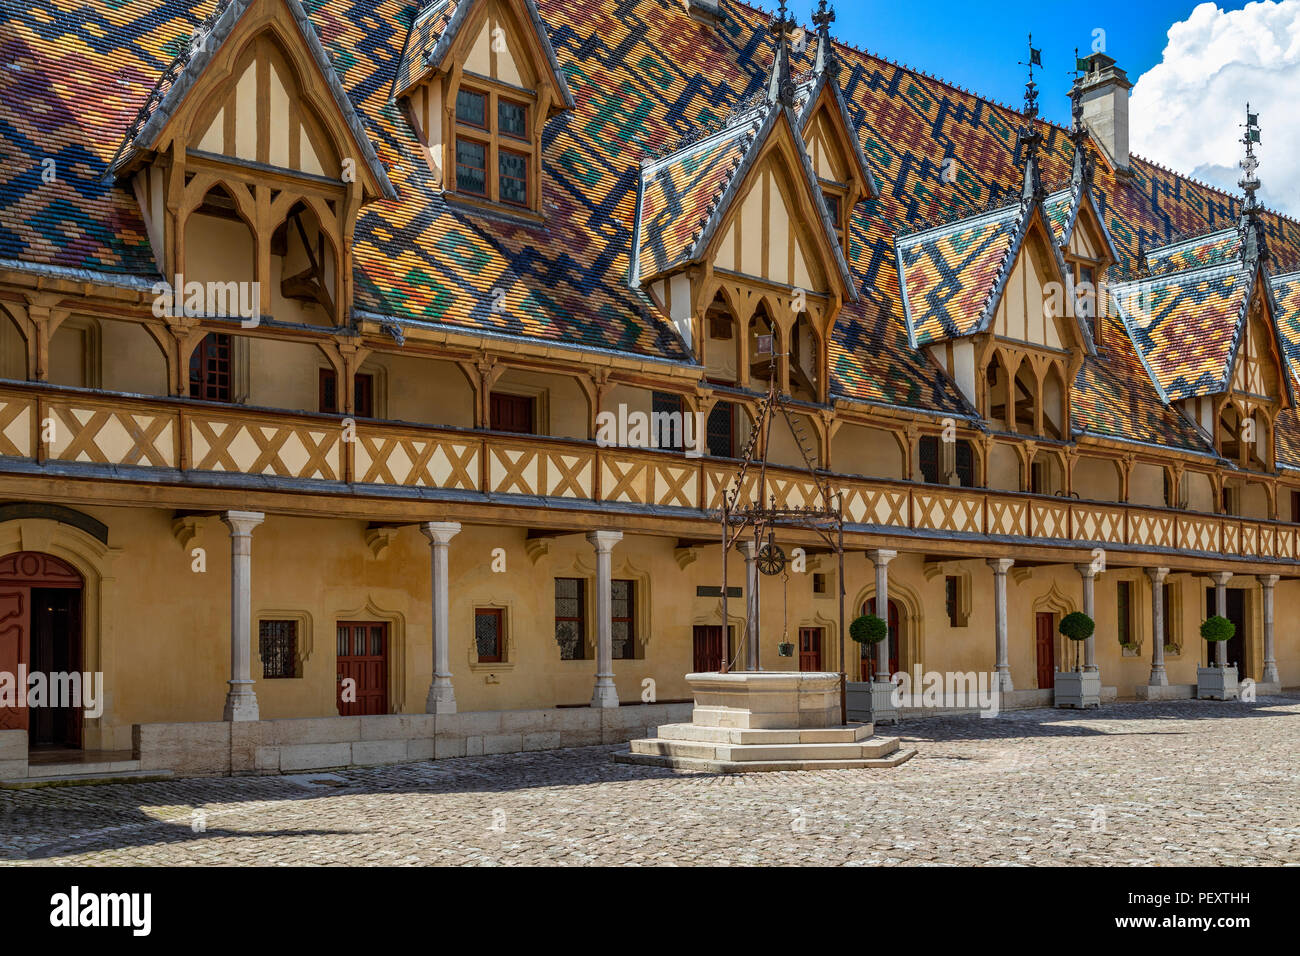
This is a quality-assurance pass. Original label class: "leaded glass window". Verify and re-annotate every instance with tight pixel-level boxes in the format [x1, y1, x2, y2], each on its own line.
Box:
[611, 580, 634, 660]
[259, 620, 298, 679]
[475, 608, 503, 663]
[555, 578, 585, 660]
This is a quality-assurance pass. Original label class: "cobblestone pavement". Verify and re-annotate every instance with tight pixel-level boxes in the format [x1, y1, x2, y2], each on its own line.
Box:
[2, 698, 1298, 866]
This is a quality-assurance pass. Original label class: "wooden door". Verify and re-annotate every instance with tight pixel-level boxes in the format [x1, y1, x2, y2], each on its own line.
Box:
[336, 621, 388, 716]
[692, 625, 731, 673]
[1204, 587, 1247, 672]
[798, 627, 823, 672]
[490, 393, 535, 433]
[1035, 612, 1056, 689]
[864, 598, 900, 679]
[0, 587, 28, 732]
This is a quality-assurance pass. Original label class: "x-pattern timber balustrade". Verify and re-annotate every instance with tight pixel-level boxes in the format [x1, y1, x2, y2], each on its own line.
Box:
[2, 383, 1299, 565]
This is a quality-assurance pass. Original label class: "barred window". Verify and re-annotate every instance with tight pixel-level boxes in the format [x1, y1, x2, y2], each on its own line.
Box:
[555, 577, 585, 660]
[189, 332, 233, 402]
[259, 620, 299, 679]
[475, 608, 503, 663]
[611, 579, 635, 660]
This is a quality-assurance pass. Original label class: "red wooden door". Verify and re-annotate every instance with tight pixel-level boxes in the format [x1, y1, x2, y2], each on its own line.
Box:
[692, 625, 731, 672]
[798, 627, 822, 672]
[336, 622, 388, 716]
[0, 587, 28, 732]
[1035, 612, 1056, 689]
[864, 598, 900, 679]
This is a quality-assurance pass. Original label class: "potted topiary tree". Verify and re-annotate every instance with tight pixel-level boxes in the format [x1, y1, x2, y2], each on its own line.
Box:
[1196, 615, 1239, 700]
[1054, 611, 1100, 709]
[847, 613, 896, 724]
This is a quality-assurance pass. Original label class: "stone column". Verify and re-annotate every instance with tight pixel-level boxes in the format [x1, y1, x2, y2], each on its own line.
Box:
[867, 549, 897, 680]
[1258, 574, 1280, 683]
[1209, 571, 1232, 667]
[587, 530, 623, 707]
[221, 511, 265, 721]
[421, 522, 461, 714]
[1074, 562, 1099, 672]
[987, 558, 1015, 692]
[1145, 567, 1170, 686]
[739, 539, 760, 671]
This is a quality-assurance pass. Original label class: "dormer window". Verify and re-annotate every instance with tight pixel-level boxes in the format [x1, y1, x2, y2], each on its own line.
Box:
[450, 82, 536, 208]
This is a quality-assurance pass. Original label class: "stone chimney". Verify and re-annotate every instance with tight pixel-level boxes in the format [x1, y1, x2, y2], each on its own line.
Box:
[1077, 53, 1133, 176]
[686, 0, 724, 26]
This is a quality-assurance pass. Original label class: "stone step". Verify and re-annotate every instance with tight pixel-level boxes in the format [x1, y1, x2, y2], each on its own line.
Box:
[1, 769, 174, 789]
[614, 747, 918, 774]
[650, 722, 875, 746]
[630, 735, 902, 763]
[26, 758, 142, 778]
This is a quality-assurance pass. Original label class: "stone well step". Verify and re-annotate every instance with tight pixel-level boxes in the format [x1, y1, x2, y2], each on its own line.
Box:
[650, 722, 875, 746]
[629, 734, 902, 763]
[614, 747, 918, 774]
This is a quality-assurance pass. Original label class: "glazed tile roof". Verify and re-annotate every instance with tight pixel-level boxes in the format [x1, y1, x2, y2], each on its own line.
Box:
[5, 0, 1300, 448]
[1111, 260, 1252, 402]
[633, 116, 759, 283]
[1042, 188, 1073, 245]
[1144, 227, 1243, 277]
[894, 201, 1024, 346]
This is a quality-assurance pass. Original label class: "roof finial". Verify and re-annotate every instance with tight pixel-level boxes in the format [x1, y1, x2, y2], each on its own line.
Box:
[1066, 48, 1093, 190]
[812, 0, 838, 78]
[1018, 33, 1041, 121]
[767, 0, 798, 109]
[1238, 104, 1268, 264]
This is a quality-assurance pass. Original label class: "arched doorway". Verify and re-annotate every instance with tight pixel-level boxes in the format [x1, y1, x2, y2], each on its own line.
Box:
[863, 598, 901, 681]
[0, 552, 84, 749]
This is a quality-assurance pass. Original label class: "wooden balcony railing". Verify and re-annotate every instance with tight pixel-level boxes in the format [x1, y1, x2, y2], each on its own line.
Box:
[1, 384, 1296, 562]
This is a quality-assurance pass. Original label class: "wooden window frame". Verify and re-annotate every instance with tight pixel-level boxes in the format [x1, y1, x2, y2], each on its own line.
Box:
[318, 368, 374, 417]
[455, 87, 489, 130]
[449, 80, 539, 213]
[611, 579, 635, 661]
[490, 390, 537, 434]
[474, 607, 505, 664]
[498, 146, 530, 208]
[189, 332, 234, 403]
[554, 577, 586, 661]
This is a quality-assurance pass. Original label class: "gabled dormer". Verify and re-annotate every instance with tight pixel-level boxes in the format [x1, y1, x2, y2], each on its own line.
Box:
[393, 0, 575, 217]
[897, 124, 1091, 440]
[791, 2, 879, 252]
[113, 0, 395, 329]
[630, 12, 855, 407]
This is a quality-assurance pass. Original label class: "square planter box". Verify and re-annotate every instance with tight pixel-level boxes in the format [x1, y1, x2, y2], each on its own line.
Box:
[1055, 670, 1101, 709]
[845, 681, 872, 722]
[871, 681, 899, 725]
[1197, 665, 1239, 700]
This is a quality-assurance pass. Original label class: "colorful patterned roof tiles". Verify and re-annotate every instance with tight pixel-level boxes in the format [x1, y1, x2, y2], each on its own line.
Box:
[1144, 227, 1243, 277]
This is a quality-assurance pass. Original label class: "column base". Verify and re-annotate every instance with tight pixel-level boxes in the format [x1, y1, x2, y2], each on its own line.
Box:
[996, 669, 1014, 693]
[1263, 662, 1280, 684]
[425, 678, 457, 715]
[1146, 666, 1168, 687]
[590, 676, 619, 709]
[223, 683, 259, 722]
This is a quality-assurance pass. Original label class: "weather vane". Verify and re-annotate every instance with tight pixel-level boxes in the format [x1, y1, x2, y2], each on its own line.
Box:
[1018, 33, 1041, 119]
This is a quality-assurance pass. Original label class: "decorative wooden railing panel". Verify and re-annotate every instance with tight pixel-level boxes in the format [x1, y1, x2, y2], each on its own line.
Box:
[0, 385, 1296, 565]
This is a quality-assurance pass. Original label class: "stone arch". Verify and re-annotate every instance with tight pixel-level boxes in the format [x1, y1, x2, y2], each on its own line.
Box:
[851, 575, 925, 678]
[1032, 581, 1077, 677]
[331, 596, 408, 714]
[0, 517, 120, 749]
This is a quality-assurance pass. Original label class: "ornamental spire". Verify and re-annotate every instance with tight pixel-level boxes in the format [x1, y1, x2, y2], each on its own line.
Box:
[766, 0, 798, 109]
[1067, 49, 1093, 190]
[1238, 105, 1268, 265]
[1016, 34, 1044, 203]
[812, 0, 838, 79]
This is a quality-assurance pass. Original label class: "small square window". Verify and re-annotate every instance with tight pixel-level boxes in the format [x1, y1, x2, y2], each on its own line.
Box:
[499, 149, 528, 206]
[499, 98, 529, 139]
[475, 608, 504, 663]
[812, 573, 827, 594]
[259, 620, 299, 679]
[456, 139, 487, 196]
[456, 88, 487, 128]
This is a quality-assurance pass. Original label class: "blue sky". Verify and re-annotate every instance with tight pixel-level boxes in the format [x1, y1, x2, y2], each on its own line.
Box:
[784, 0, 1257, 129]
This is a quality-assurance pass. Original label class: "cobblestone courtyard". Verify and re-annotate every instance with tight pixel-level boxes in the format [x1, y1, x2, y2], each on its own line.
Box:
[2, 698, 1297, 866]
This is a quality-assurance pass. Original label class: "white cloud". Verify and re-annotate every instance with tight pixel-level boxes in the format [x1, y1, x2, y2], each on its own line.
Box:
[1129, 0, 1300, 216]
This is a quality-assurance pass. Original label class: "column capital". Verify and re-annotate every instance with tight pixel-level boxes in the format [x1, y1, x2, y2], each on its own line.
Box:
[220, 510, 265, 536]
[1208, 571, 1233, 586]
[586, 529, 623, 553]
[420, 521, 462, 545]
[866, 548, 898, 566]
[1145, 566, 1171, 585]
[1257, 573, 1280, 587]
[986, 557, 1015, 574]
[738, 539, 759, 558]
[1074, 562, 1100, 579]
